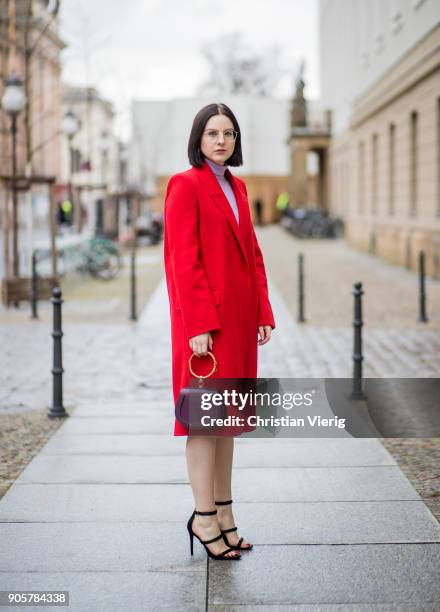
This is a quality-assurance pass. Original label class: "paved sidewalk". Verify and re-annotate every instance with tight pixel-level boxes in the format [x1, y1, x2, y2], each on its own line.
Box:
[1, 274, 439, 610]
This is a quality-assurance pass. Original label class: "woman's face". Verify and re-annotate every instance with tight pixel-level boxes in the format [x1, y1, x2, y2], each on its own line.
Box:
[200, 114, 236, 166]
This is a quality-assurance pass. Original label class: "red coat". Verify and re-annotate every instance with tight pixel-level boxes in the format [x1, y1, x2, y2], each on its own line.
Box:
[163, 160, 276, 436]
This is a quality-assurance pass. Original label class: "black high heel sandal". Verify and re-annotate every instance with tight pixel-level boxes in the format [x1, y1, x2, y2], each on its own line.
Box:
[215, 499, 254, 551]
[187, 508, 241, 560]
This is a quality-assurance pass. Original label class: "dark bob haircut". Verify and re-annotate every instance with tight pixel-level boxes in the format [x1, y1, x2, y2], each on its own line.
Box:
[188, 103, 243, 168]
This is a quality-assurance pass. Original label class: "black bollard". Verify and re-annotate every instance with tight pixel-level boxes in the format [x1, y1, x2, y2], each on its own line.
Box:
[297, 253, 306, 323]
[48, 287, 68, 418]
[130, 249, 137, 321]
[350, 282, 366, 400]
[30, 250, 39, 320]
[418, 251, 428, 323]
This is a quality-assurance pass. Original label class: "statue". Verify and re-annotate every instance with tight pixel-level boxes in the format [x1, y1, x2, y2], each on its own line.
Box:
[290, 60, 307, 128]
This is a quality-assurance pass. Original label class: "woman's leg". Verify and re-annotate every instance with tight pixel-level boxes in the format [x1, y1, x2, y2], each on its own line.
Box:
[214, 436, 252, 548]
[213, 436, 234, 500]
[186, 435, 240, 558]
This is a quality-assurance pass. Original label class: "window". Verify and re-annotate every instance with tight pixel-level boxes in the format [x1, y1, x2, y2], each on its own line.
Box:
[437, 99, 440, 217]
[374, 33, 385, 54]
[343, 161, 349, 216]
[373, 0, 385, 54]
[389, 124, 395, 216]
[358, 141, 365, 214]
[72, 148, 82, 173]
[390, 0, 404, 33]
[410, 111, 418, 216]
[372, 133, 378, 215]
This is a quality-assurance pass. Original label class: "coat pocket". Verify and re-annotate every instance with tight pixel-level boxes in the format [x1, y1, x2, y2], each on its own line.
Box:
[174, 287, 221, 310]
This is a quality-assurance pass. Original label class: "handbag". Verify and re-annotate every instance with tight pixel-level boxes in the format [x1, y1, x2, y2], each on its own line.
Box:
[175, 351, 227, 431]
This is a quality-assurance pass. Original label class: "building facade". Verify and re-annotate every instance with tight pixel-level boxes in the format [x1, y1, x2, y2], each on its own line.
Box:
[0, 0, 65, 180]
[320, 0, 440, 277]
[60, 85, 120, 235]
[0, 0, 65, 289]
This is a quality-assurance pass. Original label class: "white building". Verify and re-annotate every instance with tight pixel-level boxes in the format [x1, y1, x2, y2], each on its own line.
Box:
[320, 0, 440, 277]
[60, 85, 120, 233]
[129, 95, 289, 183]
[129, 94, 327, 221]
[320, 0, 439, 135]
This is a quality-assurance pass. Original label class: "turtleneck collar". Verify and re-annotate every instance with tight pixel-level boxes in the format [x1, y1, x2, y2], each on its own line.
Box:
[204, 156, 228, 177]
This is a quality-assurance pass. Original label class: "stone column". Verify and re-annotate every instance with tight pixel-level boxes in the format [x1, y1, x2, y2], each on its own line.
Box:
[289, 140, 308, 207]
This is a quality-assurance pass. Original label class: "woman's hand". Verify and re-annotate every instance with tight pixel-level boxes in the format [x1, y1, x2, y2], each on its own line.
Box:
[189, 332, 213, 356]
[258, 325, 272, 346]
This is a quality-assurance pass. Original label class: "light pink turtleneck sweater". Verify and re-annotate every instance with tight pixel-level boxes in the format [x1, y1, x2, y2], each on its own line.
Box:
[205, 157, 240, 226]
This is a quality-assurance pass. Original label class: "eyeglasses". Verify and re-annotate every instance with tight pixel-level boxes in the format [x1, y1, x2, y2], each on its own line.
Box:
[203, 129, 238, 142]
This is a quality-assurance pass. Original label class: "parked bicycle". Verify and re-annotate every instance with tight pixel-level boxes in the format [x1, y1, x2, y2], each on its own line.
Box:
[76, 237, 123, 280]
[33, 236, 123, 280]
[281, 207, 344, 238]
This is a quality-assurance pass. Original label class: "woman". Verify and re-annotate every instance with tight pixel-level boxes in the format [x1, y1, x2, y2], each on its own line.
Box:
[163, 103, 276, 560]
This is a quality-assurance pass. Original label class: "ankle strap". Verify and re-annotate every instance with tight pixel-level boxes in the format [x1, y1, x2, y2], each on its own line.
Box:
[215, 499, 233, 505]
[194, 509, 217, 516]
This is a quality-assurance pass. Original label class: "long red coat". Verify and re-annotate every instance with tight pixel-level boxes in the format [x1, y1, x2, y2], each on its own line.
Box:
[163, 160, 276, 436]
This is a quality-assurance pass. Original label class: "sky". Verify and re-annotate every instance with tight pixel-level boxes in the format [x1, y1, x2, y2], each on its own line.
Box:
[59, 0, 320, 140]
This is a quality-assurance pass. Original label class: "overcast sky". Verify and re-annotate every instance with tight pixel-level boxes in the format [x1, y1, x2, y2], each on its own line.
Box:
[60, 0, 319, 140]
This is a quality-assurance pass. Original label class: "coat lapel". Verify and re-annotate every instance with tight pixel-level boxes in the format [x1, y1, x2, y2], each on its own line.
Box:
[194, 161, 250, 265]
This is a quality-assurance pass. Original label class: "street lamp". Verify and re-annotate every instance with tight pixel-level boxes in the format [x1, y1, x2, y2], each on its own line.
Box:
[2, 74, 26, 174]
[62, 109, 80, 228]
[1, 73, 26, 284]
[97, 131, 111, 236]
[62, 109, 80, 140]
[117, 142, 129, 239]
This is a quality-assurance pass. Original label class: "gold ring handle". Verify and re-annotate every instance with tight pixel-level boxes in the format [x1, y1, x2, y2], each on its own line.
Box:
[188, 351, 218, 378]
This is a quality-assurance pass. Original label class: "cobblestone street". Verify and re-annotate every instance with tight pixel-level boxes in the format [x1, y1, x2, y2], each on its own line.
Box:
[259, 224, 440, 330]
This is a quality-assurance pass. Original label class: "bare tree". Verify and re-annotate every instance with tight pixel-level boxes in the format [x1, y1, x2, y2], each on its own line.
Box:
[60, 0, 113, 167]
[197, 32, 284, 97]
